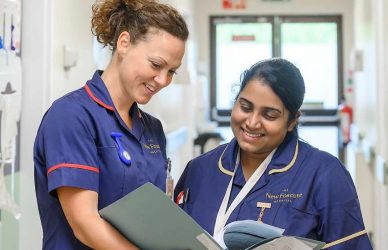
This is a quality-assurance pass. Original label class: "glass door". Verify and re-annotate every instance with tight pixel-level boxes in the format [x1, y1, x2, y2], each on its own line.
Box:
[210, 15, 343, 158]
[211, 16, 273, 121]
[279, 17, 342, 158]
[279, 16, 342, 113]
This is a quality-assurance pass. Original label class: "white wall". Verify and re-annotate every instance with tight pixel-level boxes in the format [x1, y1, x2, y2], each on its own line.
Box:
[51, 0, 96, 100]
[20, 1, 52, 249]
[352, 0, 388, 159]
[351, 0, 388, 249]
[353, 0, 378, 147]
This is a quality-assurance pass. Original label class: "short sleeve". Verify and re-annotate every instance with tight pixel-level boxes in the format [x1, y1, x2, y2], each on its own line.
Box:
[39, 100, 100, 193]
[314, 158, 372, 249]
[174, 160, 192, 204]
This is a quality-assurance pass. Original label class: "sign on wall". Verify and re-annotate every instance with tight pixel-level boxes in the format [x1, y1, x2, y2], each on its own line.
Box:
[222, 0, 246, 9]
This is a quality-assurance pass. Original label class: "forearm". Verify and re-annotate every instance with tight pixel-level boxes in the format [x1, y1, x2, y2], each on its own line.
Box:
[57, 187, 139, 250]
[71, 210, 139, 250]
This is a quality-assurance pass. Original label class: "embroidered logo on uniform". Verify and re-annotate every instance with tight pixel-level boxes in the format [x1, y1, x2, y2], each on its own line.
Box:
[265, 189, 303, 203]
[142, 143, 161, 154]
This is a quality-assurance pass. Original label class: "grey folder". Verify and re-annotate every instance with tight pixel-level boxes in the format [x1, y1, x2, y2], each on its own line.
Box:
[99, 182, 223, 250]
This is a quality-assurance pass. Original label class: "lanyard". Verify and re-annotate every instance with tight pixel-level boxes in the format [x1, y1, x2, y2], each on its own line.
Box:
[213, 147, 276, 236]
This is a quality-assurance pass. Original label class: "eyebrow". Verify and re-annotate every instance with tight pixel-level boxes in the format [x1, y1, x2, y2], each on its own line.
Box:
[151, 56, 182, 69]
[239, 97, 282, 113]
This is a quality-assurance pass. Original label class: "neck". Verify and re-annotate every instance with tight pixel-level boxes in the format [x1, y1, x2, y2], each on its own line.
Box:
[102, 63, 134, 129]
[240, 150, 268, 181]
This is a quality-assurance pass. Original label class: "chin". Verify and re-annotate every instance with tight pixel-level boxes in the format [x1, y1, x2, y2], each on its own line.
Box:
[238, 139, 265, 153]
[137, 100, 149, 105]
[136, 96, 152, 105]
[240, 144, 261, 154]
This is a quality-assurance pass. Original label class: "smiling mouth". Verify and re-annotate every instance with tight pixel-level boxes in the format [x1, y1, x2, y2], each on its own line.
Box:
[145, 83, 156, 93]
[242, 128, 265, 138]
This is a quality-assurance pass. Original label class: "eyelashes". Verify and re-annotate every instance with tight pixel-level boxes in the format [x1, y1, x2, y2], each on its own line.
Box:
[150, 61, 177, 76]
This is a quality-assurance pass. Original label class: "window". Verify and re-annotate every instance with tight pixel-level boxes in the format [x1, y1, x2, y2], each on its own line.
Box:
[210, 15, 343, 158]
[213, 17, 272, 111]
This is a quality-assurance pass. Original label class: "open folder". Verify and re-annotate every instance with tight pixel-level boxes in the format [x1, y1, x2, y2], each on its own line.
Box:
[99, 182, 223, 250]
[99, 183, 325, 250]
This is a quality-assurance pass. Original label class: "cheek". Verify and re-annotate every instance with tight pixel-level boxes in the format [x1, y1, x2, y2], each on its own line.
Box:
[268, 124, 289, 140]
[166, 75, 174, 85]
[230, 108, 243, 125]
[230, 110, 240, 132]
[120, 62, 135, 80]
[262, 119, 287, 133]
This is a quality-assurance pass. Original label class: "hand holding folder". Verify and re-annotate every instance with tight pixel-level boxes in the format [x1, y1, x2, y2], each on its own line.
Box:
[99, 183, 325, 250]
[99, 183, 222, 250]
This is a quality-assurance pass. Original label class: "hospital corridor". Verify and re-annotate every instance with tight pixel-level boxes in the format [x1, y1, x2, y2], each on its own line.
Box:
[0, 0, 387, 249]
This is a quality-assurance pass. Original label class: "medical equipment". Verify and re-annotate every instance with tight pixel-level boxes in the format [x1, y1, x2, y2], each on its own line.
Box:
[10, 14, 15, 51]
[0, 2, 22, 218]
[0, 58, 22, 219]
[0, 36, 7, 67]
[111, 132, 131, 166]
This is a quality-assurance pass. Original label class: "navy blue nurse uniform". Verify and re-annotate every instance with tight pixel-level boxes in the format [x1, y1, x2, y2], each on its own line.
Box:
[34, 71, 168, 250]
[175, 134, 372, 249]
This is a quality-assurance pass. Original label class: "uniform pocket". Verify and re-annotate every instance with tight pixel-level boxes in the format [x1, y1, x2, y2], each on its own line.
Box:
[96, 146, 126, 170]
[279, 203, 319, 238]
[96, 146, 126, 207]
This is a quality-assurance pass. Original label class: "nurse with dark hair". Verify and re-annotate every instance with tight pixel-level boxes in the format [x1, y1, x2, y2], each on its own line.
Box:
[175, 58, 372, 249]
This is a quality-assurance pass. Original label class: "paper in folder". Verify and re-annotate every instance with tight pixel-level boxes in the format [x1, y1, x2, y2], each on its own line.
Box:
[99, 182, 223, 250]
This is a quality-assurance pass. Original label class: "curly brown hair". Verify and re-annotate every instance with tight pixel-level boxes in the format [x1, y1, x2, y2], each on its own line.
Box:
[91, 0, 189, 50]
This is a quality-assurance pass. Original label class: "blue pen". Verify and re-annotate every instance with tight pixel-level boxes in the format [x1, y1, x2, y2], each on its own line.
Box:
[111, 132, 131, 166]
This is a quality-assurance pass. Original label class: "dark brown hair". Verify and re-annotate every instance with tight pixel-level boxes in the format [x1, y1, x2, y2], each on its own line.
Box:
[237, 58, 305, 136]
[91, 0, 189, 50]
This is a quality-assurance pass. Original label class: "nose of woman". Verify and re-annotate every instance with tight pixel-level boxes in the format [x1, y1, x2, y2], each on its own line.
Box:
[154, 71, 172, 88]
[245, 113, 262, 130]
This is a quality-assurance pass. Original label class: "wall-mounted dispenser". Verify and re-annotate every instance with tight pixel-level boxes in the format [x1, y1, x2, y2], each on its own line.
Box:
[63, 45, 79, 71]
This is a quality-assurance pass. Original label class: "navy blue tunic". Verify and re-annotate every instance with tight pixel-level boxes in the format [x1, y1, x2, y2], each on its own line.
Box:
[34, 71, 168, 249]
[175, 134, 372, 249]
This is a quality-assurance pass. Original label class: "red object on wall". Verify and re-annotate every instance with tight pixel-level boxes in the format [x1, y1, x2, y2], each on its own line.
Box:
[223, 0, 246, 9]
[339, 99, 353, 145]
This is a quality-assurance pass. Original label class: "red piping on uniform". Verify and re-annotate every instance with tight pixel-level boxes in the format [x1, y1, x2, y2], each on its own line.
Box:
[47, 163, 100, 175]
[84, 84, 115, 111]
